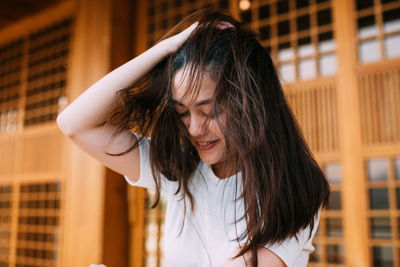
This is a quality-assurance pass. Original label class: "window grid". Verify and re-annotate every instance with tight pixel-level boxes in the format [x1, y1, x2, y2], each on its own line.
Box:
[0, 17, 73, 133]
[0, 185, 13, 267]
[147, 0, 229, 47]
[24, 18, 72, 127]
[309, 162, 345, 266]
[285, 81, 339, 153]
[0, 39, 24, 134]
[241, 0, 337, 83]
[355, 0, 400, 63]
[366, 156, 400, 267]
[16, 182, 62, 267]
[358, 60, 400, 146]
[143, 191, 166, 267]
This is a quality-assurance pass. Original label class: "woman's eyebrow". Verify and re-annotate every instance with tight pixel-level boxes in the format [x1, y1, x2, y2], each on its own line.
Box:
[172, 98, 213, 107]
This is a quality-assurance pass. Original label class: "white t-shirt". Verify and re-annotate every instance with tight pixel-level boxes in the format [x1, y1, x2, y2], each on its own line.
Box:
[125, 135, 320, 267]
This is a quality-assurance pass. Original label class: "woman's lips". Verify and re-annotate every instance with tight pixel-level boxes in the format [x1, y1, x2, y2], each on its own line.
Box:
[195, 140, 218, 151]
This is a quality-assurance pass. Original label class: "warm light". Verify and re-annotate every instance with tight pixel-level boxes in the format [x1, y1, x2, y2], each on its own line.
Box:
[239, 0, 251, 11]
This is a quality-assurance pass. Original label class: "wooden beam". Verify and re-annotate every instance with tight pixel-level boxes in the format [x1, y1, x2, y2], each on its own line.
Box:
[332, 0, 370, 266]
[61, 0, 112, 266]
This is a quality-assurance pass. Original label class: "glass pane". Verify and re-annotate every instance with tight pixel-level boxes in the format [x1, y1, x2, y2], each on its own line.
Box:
[327, 217, 343, 237]
[278, 20, 290, 36]
[298, 58, 316, 80]
[385, 34, 400, 58]
[298, 37, 314, 57]
[317, 9, 332, 26]
[259, 25, 270, 41]
[279, 63, 295, 83]
[319, 32, 336, 52]
[278, 42, 294, 60]
[367, 158, 388, 181]
[356, 0, 374, 10]
[395, 157, 400, 180]
[327, 191, 341, 210]
[371, 217, 392, 239]
[320, 54, 337, 76]
[297, 14, 310, 32]
[277, 0, 289, 14]
[309, 243, 321, 262]
[327, 244, 345, 264]
[259, 4, 270, 20]
[396, 188, 400, 209]
[241, 10, 252, 24]
[372, 246, 393, 267]
[145, 223, 158, 251]
[369, 188, 389, 209]
[383, 8, 400, 33]
[358, 16, 377, 38]
[146, 256, 157, 267]
[296, 0, 309, 9]
[398, 217, 400, 238]
[324, 163, 342, 184]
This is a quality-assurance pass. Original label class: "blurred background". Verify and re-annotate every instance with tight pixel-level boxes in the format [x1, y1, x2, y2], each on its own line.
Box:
[0, 0, 399, 266]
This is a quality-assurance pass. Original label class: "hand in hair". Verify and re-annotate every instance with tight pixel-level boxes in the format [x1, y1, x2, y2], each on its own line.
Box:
[162, 22, 199, 54]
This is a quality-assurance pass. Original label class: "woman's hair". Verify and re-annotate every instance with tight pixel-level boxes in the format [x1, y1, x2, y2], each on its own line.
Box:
[108, 7, 330, 266]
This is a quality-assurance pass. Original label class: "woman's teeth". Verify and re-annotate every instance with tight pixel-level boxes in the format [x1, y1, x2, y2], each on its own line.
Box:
[198, 141, 214, 145]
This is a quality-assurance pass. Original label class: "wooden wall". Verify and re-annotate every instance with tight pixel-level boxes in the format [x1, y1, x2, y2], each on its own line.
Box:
[0, 0, 131, 266]
[0, 0, 399, 267]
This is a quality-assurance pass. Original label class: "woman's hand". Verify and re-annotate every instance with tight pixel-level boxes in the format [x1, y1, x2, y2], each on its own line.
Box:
[161, 22, 199, 54]
[160, 20, 234, 55]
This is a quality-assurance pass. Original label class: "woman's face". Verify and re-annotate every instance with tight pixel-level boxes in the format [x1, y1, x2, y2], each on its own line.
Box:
[172, 68, 230, 176]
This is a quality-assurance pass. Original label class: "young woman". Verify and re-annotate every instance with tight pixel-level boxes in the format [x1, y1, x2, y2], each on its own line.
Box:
[57, 8, 329, 267]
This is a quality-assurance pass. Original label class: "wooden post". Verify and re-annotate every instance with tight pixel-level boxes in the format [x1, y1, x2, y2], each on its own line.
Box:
[61, 0, 112, 266]
[332, 0, 370, 266]
[126, 1, 148, 266]
[101, 0, 135, 266]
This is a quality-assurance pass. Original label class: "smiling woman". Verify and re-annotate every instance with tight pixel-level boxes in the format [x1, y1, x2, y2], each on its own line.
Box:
[172, 69, 230, 178]
[57, 7, 329, 267]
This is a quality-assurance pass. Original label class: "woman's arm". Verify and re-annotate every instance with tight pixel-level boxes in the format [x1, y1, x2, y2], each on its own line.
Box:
[56, 23, 198, 181]
[222, 247, 286, 267]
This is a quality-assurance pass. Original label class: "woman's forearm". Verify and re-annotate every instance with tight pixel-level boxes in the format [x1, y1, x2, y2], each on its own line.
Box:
[57, 41, 170, 136]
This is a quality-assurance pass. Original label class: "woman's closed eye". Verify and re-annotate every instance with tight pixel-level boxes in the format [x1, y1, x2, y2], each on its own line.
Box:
[178, 111, 189, 118]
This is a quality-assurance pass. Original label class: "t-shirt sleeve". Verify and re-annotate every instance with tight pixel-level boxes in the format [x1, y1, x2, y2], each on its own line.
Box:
[124, 133, 157, 191]
[124, 133, 176, 195]
[265, 209, 321, 267]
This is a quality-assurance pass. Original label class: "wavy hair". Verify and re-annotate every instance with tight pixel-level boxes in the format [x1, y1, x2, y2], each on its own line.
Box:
[107, 8, 330, 266]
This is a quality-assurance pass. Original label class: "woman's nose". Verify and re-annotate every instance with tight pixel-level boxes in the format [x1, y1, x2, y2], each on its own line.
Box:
[187, 115, 206, 137]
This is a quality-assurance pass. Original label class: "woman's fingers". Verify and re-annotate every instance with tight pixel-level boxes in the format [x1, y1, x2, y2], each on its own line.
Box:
[166, 22, 199, 54]
[215, 21, 235, 30]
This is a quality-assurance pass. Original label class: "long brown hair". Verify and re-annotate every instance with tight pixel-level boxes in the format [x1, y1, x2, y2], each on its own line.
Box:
[108, 8, 330, 266]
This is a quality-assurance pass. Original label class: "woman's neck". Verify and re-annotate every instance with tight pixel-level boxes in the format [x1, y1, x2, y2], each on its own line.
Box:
[211, 161, 237, 179]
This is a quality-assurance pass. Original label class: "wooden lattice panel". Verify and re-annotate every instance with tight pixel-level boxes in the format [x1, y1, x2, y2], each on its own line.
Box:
[359, 67, 400, 146]
[24, 18, 72, 127]
[309, 162, 344, 266]
[16, 182, 61, 267]
[0, 185, 12, 267]
[365, 156, 400, 267]
[355, 0, 400, 63]
[285, 80, 339, 153]
[0, 39, 24, 134]
[144, 192, 166, 267]
[239, 0, 337, 83]
[146, 0, 229, 47]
